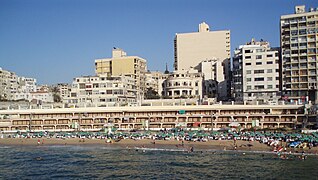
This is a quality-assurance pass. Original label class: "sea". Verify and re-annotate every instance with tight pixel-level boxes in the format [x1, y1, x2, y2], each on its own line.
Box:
[0, 145, 317, 179]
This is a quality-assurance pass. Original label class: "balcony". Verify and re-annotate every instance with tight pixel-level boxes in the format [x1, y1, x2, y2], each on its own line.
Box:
[308, 38, 315, 42]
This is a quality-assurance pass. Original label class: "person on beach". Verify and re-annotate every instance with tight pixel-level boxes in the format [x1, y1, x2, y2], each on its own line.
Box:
[37, 139, 40, 145]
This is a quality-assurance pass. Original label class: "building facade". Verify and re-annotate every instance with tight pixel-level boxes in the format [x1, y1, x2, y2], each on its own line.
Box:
[145, 71, 164, 95]
[56, 83, 71, 100]
[95, 48, 147, 100]
[280, 5, 318, 103]
[232, 39, 280, 104]
[162, 69, 203, 99]
[196, 59, 220, 98]
[174, 22, 231, 100]
[64, 75, 137, 107]
[0, 68, 39, 101]
[0, 104, 311, 132]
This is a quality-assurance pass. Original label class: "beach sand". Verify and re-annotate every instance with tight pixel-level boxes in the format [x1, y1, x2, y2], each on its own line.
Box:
[1, 138, 317, 154]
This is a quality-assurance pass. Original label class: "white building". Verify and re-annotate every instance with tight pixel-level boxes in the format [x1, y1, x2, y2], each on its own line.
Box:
[0, 68, 39, 101]
[174, 22, 231, 100]
[56, 83, 71, 99]
[18, 77, 37, 93]
[195, 58, 220, 98]
[145, 71, 163, 92]
[162, 69, 203, 99]
[232, 39, 280, 104]
[64, 75, 137, 107]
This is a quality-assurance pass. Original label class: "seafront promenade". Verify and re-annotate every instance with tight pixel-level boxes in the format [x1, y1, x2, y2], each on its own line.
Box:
[0, 103, 316, 133]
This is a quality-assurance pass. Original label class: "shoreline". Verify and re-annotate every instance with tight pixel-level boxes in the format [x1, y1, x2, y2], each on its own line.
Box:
[1, 138, 318, 155]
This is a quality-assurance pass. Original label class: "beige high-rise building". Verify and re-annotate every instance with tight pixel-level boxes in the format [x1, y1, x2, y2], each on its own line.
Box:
[280, 5, 318, 103]
[174, 22, 231, 100]
[95, 48, 147, 100]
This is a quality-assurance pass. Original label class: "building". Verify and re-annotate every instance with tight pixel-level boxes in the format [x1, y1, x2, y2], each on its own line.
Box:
[174, 22, 231, 100]
[18, 77, 37, 93]
[162, 69, 203, 99]
[64, 75, 137, 107]
[0, 68, 19, 100]
[0, 103, 311, 132]
[0, 68, 38, 101]
[232, 39, 280, 104]
[145, 71, 164, 95]
[196, 58, 220, 98]
[56, 83, 71, 100]
[95, 48, 147, 100]
[280, 5, 318, 103]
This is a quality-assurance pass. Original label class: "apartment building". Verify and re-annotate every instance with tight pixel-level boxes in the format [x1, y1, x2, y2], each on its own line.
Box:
[145, 71, 164, 94]
[280, 5, 318, 103]
[174, 22, 231, 100]
[232, 39, 280, 104]
[64, 75, 137, 107]
[162, 69, 203, 99]
[18, 77, 36, 93]
[95, 48, 147, 100]
[56, 83, 71, 99]
[0, 67, 39, 101]
[196, 58, 220, 98]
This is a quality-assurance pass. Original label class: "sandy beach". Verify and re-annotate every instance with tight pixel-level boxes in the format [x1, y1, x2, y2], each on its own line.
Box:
[1, 138, 318, 155]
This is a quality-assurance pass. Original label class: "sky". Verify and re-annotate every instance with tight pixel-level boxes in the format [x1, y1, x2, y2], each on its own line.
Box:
[0, 0, 317, 84]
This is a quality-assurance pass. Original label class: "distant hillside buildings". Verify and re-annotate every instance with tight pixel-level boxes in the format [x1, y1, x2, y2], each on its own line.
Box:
[0, 67, 53, 103]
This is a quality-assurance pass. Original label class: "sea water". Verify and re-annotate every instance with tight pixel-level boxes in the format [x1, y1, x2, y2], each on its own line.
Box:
[0, 145, 317, 179]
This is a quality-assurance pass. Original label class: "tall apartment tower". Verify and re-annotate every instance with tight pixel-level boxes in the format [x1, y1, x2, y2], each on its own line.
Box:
[174, 22, 231, 100]
[280, 5, 318, 103]
[95, 48, 147, 101]
[232, 39, 280, 104]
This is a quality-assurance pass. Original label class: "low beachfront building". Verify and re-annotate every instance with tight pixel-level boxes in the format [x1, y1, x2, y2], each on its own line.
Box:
[63, 75, 137, 107]
[0, 103, 314, 132]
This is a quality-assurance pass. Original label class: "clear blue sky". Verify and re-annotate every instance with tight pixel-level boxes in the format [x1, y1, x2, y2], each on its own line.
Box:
[0, 0, 317, 84]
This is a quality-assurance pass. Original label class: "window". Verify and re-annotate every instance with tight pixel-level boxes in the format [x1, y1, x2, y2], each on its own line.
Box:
[268, 85, 273, 89]
[256, 62, 262, 65]
[255, 77, 264, 81]
[246, 86, 251, 90]
[267, 61, 273, 64]
[256, 55, 262, 59]
[245, 63, 251, 66]
[267, 69, 272, 73]
[255, 85, 264, 89]
[246, 70, 251, 74]
[267, 77, 273, 81]
[275, 60, 279, 64]
[276, 77, 279, 80]
[276, 69, 279, 72]
[245, 56, 251, 59]
[254, 70, 264, 74]
[246, 78, 251, 82]
[256, 49, 264, 53]
[267, 54, 273, 58]
[245, 50, 251, 53]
